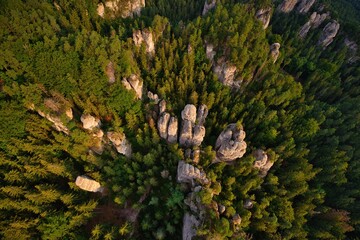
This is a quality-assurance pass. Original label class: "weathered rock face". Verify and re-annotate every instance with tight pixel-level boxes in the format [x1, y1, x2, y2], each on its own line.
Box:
[253, 149, 273, 177]
[215, 123, 247, 162]
[75, 175, 103, 192]
[205, 43, 216, 63]
[90, 129, 105, 155]
[159, 99, 166, 115]
[122, 74, 143, 99]
[196, 104, 208, 126]
[192, 125, 206, 147]
[344, 38, 359, 64]
[202, 0, 216, 16]
[256, 8, 272, 29]
[107, 132, 132, 157]
[179, 120, 193, 146]
[297, 0, 316, 13]
[318, 21, 340, 47]
[177, 161, 208, 184]
[182, 104, 197, 124]
[157, 112, 170, 139]
[278, 0, 299, 13]
[182, 213, 199, 240]
[299, 12, 329, 39]
[244, 199, 254, 209]
[270, 43, 281, 63]
[133, 29, 155, 54]
[147, 91, 159, 104]
[218, 204, 226, 214]
[167, 117, 178, 143]
[106, 61, 116, 84]
[213, 59, 238, 88]
[97, 0, 145, 18]
[81, 114, 101, 130]
[232, 214, 242, 225]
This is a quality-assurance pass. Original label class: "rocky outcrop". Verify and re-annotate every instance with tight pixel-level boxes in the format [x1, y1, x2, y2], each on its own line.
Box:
[157, 112, 170, 139]
[75, 175, 103, 192]
[215, 123, 247, 162]
[299, 12, 329, 39]
[205, 43, 216, 63]
[106, 61, 116, 84]
[159, 99, 166, 115]
[182, 213, 200, 240]
[270, 43, 281, 63]
[81, 114, 101, 130]
[344, 38, 359, 64]
[232, 214, 242, 225]
[156, 100, 179, 144]
[133, 29, 155, 54]
[297, 0, 315, 13]
[278, 0, 299, 13]
[167, 117, 178, 143]
[107, 131, 132, 157]
[90, 129, 105, 155]
[97, 0, 145, 18]
[244, 199, 254, 209]
[202, 0, 216, 16]
[147, 91, 159, 104]
[218, 204, 226, 214]
[179, 104, 208, 147]
[253, 149, 273, 177]
[213, 59, 238, 88]
[122, 74, 143, 99]
[256, 8, 272, 29]
[318, 21, 340, 47]
[177, 161, 208, 184]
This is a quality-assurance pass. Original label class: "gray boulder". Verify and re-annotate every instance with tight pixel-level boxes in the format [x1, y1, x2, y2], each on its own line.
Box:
[122, 74, 143, 99]
[182, 213, 199, 240]
[270, 43, 281, 63]
[253, 149, 273, 177]
[157, 112, 170, 139]
[81, 114, 101, 130]
[213, 59, 238, 88]
[278, 0, 299, 13]
[106, 61, 115, 84]
[202, 0, 216, 15]
[133, 29, 155, 54]
[196, 104, 208, 126]
[181, 104, 197, 124]
[75, 175, 103, 193]
[167, 116, 178, 143]
[177, 161, 208, 184]
[256, 7, 272, 29]
[107, 131, 132, 157]
[318, 21, 340, 47]
[297, 0, 316, 13]
[179, 120, 193, 146]
[344, 38, 360, 63]
[299, 12, 329, 39]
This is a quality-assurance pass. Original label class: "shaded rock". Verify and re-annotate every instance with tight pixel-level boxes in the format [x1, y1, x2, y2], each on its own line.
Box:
[344, 38, 360, 64]
[218, 204, 226, 214]
[205, 43, 216, 63]
[161, 170, 169, 179]
[184, 191, 202, 213]
[167, 116, 178, 143]
[179, 120, 193, 146]
[232, 214, 242, 225]
[270, 43, 281, 63]
[177, 161, 208, 184]
[133, 29, 155, 54]
[253, 149, 273, 177]
[215, 123, 247, 162]
[75, 175, 103, 192]
[81, 114, 101, 130]
[147, 91, 159, 104]
[297, 0, 316, 13]
[213, 58, 239, 88]
[196, 104, 208, 126]
[192, 125, 206, 147]
[202, 0, 216, 16]
[318, 21, 340, 47]
[182, 104, 197, 124]
[106, 61, 116, 84]
[157, 112, 170, 139]
[97, 0, 145, 18]
[185, 149, 192, 159]
[244, 199, 254, 209]
[299, 12, 329, 39]
[159, 99, 167, 115]
[183, 213, 199, 240]
[278, 0, 299, 13]
[122, 74, 143, 99]
[97, 3, 105, 18]
[107, 131, 132, 157]
[256, 7, 272, 29]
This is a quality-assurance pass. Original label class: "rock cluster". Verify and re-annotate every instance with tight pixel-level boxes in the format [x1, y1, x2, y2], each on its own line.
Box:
[75, 175, 103, 193]
[107, 131, 132, 157]
[177, 161, 208, 185]
[106, 61, 116, 84]
[344, 38, 360, 64]
[253, 149, 273, 177]
[202, 0, 216, 16]
[147, 91, 159, 104]
[213, 58, 239, 88]
[299, 12, 329, 39]
[297, 0, 316, 13]
[182, 213, 200, 240]
[81, 114, 101, 130]
[156, 100, 179, 144]
[133, 29, 155, 54]
[179, 104, 208, 147]
[278, 0, 315, 13]
[270, 43, 281, 63]
[256, 8, 272, 29]
[97, 0, 145, 18]
[318, 21, 340, 47]
[122, 74, 143, 99]
[205, 43, 216, 63]
[244, 199, 254, 209]
[215, 123, 247, 162]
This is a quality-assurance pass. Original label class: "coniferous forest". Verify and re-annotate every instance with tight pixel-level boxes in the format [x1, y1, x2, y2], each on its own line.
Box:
[0, 0, 359, 239]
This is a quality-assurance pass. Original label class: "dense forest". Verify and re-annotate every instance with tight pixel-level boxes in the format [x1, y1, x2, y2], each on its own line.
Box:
[0, 0, 359, 239]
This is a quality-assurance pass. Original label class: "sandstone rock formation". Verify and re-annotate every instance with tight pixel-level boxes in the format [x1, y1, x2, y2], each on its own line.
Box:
[75, 175, 103, 192]
[167, 117, 178, 143]
[196, 104, 208, 126]
[253, 149, 273, 177]
[122, 74, 143, 99]
[106, 61, 116, 84]
[344, 38, 359, 64]
[107, 131, 132, 157]
[179, 120, 193, 146]
[177, 161, 208, 184]
[181, 104, 197, 124]
[147, 91, 159, 104]
[182, 213, 199, 240]
[318, 21, 340, 47]
[218, 204, 226, 214]
[278, 0, 299, 13]
[299, 12, 329, 39]
[256, 7, 272, 29]
[97, 0, 145, 18]
[215, 123, 247, 162]
[213, 59, 238, 88]
[270, 43, 281, 63]
[244, 199, 254, 209]
[156, 100, 179, 144]
[81, 114, 101, 130]
[297, 0, 316, 13]
[157, 112, 170, 139]
[159, 99, 166, 115]
[133, 29, 155, 54]
[202, 0, 216, 16]
[232, 214, 242, 225]
[90, 129, 105, 155]
[205, 43, 216, 63]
